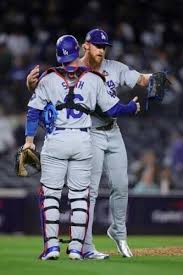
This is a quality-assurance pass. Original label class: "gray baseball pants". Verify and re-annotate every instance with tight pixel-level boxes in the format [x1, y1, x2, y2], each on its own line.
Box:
[83, 126, 128, 252]
[39, 129, 92, 253]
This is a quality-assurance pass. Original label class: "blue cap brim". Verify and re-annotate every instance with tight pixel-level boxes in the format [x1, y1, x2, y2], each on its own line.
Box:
[90, 41, 112, 47]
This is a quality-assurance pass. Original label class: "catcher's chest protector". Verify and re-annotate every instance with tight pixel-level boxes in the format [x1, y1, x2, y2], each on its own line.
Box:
[43, 66, 105, 115]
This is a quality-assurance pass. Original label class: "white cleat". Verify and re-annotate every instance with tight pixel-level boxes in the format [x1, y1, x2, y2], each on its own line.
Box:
[39, 246, 60, 260]
[69, 249, 82, 260]
[107, 229, 133, 257]
[83, 250, 109, 260]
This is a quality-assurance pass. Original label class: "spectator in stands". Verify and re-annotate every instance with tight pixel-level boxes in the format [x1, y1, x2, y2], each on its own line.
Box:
[7, 26, 31, 58]
[164, 130, 183, 190]
[0, 34, 13, 83]
[0, 105, 15, 158]
[132, 150, 160, 195]
[159, 167, 171, 195]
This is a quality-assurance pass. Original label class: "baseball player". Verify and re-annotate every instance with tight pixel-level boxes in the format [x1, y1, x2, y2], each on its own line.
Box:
[24, 34, 140, 260]
[26, 29, 154, 260]
[80, 29, 152, 259]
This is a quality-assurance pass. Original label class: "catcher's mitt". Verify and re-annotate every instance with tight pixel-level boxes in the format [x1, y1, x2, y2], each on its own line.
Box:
[146, 71, 170, 110]
[15, 146, 41, 177]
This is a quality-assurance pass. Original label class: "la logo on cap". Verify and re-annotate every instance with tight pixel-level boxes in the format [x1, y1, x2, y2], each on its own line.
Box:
[101, 33, 106, 40]
[63, 49, 69, 55]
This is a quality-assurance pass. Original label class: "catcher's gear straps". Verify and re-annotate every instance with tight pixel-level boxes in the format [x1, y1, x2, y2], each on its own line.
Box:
[39, 185, 61, 244]
[40, 66, 105, 115]
[68, 187, 89, 245]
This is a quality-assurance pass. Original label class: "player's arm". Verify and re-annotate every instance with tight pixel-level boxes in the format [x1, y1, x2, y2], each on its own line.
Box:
[97, 78, 140, 117]
[23, 107, 42, 150]
[26, 65, 40, 92]
[118, 60, 167, 89]
[117, 61, 151, 88]
[24, 77, 49, 149]
[104, 96, 140, 117]
[119, 62, 169, 111]
[24, 81, 47, 148]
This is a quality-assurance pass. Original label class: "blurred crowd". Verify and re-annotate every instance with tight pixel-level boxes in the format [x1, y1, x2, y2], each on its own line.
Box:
[0, 0, 183, 193]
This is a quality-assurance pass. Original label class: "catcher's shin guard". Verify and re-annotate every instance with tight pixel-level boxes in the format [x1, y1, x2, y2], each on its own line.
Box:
[68, 187, 89, 253]
[39, 184, 61, 250]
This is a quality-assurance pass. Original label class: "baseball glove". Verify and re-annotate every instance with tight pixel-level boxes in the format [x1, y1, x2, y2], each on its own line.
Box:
[15, 146, 41, 177]
[146, 71, 170, 110]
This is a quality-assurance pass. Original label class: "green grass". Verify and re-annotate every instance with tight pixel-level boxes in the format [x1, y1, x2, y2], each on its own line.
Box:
[0, 235, 182, 275]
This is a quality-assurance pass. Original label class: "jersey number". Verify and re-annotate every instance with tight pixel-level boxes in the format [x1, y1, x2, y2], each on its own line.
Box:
[64, 94, 84, 118]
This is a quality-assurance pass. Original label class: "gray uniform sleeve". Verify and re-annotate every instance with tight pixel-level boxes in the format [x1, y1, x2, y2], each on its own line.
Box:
[119, 63, 140, 88]
[96, 79, 119, 112]
[28, 78, 49, 110]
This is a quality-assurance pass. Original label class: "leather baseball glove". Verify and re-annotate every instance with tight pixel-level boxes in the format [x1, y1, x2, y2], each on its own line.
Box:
[146, 71, 170, 110]
[15, 146, 41, 177]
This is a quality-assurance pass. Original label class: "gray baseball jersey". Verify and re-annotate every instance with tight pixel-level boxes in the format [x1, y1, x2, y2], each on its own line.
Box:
[91, 59, 140, 128]
[28, 71, 119, 128]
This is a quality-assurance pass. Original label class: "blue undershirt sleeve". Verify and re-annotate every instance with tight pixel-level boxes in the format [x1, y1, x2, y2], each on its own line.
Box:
[25, 107, 42, 136]
[104, 100, 137, 117]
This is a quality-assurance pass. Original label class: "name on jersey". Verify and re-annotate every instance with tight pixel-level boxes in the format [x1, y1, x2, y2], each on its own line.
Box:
[62, 81, 84, 90]
[61, 79, 116, 97]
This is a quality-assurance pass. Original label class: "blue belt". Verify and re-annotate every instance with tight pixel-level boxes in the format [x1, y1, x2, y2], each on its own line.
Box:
[55, 127, 89, 132]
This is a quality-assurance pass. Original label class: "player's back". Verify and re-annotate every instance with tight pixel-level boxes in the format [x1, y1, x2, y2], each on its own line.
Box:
[28, 69, 116, 129]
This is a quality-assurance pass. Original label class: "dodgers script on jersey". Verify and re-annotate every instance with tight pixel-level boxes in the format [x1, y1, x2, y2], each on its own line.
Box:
[91, 59, 140, 128]
[28, 70, 119, 128]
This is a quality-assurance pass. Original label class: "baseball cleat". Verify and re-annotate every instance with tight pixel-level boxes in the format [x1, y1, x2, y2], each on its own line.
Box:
[83, 250, 109, 260]
[68, 249, 82, 260]
[107, 229, 133, 257]
[39, 246, 60, 260]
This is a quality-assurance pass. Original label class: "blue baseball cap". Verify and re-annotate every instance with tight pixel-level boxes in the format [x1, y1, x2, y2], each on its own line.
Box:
[85, 28, 112, 46]
[56, 35, 79, 64]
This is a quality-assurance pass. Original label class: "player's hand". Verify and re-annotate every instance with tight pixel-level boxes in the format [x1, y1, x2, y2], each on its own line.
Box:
[23, 136, 35, 151]
[132, 96, 140, 114]
[26, 65, 40, 91]
[23, 142, 36, 151]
